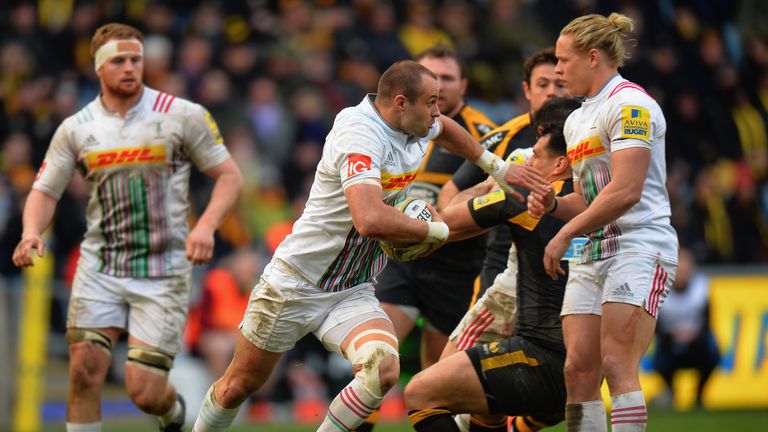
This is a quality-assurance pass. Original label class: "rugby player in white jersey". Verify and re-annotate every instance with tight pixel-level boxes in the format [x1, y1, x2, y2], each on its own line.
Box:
[192, 60, 549, 432]
[12, 23, 243, 432]
[528, 13, 679, 432]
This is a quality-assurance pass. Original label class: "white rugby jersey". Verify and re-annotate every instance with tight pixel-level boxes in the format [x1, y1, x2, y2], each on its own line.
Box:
[33, 87, 231, 277]
[564, 75, 678, 263]
[274, 94, 442, 292]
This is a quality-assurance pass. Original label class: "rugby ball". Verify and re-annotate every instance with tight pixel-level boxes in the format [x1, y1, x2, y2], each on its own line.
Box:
[379, 197, 438, 261]
[396, 197, 433, 223]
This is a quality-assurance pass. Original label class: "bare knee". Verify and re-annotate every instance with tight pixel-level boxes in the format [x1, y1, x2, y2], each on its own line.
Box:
[564, 357, 600, 393]
[127, 383, 167, 413]
[601, 352, 635, 388]
[403, 373, 431, 410]
[375, 354, 400, 395]
[68, 343, 110, 394]
[215, 370, 265, 408]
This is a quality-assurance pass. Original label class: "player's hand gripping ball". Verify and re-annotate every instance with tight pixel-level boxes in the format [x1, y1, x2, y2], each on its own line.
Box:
[379, 198, 444, 262]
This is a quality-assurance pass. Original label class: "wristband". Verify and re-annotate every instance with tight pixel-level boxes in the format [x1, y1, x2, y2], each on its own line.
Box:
[426, 221, 449, 244]
[548, 197, 559, 214]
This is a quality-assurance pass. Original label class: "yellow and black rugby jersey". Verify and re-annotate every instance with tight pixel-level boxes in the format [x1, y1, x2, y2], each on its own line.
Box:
[452, 113, 535, 191]
[467, 180, 574, 352]
[409, 104, 496, 205]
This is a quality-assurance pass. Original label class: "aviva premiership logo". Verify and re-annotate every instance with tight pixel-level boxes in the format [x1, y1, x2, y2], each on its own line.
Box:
[621, 105, 650, 139]
[85, 145, 167, 170]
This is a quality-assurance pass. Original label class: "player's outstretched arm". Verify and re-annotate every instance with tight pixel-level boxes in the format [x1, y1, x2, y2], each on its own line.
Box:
[440, 177, 497, 242]
[435, 115, 550, 199]
[345, 183, 447, 245]
[186, 158, 243, 265]
[13, 189, 58, 267]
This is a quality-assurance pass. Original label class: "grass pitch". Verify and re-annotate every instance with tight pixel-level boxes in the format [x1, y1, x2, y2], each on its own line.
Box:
[24, 408, 768, 431]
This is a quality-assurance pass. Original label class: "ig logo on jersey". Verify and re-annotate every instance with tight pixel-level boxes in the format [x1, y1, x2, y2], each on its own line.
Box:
[347, 153, 372, 176]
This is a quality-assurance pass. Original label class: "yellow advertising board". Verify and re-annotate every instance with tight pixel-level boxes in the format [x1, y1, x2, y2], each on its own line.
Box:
[623, 275, 768, 410]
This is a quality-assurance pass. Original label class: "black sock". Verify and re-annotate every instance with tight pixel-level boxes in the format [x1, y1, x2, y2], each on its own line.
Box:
[408, 408, 460, 432]
[468, 414, 507, 432]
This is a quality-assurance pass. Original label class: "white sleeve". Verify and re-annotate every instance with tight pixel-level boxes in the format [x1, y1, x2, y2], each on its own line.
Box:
[334, 120, 386, 190]
[603, 92, 654, 152]
[181, 103, 231, 171]
[32, 122, 76, 200]
[563, 114, 580, 182]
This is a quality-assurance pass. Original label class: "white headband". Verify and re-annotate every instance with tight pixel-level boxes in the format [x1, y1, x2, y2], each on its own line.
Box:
[94, 39, 143, 71]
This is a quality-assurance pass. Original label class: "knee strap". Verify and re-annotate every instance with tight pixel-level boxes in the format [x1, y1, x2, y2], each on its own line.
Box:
[126, 346, 174, 375]
[65, 329, 113, 356]
[346, 330, 399, 398]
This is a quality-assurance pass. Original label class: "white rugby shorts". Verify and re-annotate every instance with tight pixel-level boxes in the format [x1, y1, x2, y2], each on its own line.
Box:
[239, 259, 391, 354]
[561, 253, 677, 318]
[67, 265, 191, 354]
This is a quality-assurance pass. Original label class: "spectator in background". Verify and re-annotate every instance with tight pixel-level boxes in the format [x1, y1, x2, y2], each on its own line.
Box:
[653, 248, 721, 409]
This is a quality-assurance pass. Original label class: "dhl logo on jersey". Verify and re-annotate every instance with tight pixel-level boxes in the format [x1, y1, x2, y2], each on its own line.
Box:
[381, 171, 418, 191]
[621, 105, 650, 140]
[85, 145, 167, 170]
[567, 136, 605, 164]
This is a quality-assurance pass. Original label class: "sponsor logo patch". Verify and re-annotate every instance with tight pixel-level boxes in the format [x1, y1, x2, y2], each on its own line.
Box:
[347, 153, 372, 177]
[35, 162, 47, 181]
[472, 189, 505, 210]
[610, 282, 634, 297]
[381, 171, 417, 190]
[621, 105, 650, 139]
[567, 136, 605, 164]
[480, 130, 508, 150]
[85, 145, 167, 170]
[204, 111, 224, 144]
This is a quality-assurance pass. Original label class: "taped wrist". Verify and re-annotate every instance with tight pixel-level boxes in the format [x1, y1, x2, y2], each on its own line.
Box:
[426, 221, 449, 244]
[474, 149, 506, 179]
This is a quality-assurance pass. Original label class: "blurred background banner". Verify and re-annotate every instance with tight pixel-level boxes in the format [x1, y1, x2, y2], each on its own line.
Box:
[636, 273, 768, 410]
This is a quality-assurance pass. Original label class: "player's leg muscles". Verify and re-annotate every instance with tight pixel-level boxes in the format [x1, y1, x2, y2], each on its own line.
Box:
[66, 327, 120, 425]
[404, 350, 489, 432]
[317, 318, 399, 432]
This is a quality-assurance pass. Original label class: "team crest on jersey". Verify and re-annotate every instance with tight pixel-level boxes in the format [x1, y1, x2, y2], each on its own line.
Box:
[621, 105, 650, 140]
[472, 188, 505, 210]
[567, 136, 605, 164]
[381, 171, 417, 190]
[85, 145, 167, 170]
[347, 153, 372, 176]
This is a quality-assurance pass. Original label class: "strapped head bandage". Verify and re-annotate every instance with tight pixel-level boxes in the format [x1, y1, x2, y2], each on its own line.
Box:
[94, 39, 143, 71]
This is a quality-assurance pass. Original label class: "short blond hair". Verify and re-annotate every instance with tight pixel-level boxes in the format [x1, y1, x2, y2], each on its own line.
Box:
[561, 13, 634, 67]
[90, 23, 144, 57]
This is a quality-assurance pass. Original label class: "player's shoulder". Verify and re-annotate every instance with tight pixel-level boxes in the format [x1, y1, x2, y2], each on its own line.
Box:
[143, 86, 199, 117]
[606, 80, 659, 110]
[333, 101, 390, 140]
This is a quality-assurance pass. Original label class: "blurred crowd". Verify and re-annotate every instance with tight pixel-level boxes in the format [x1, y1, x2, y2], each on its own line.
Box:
[2, 0, 768, 418]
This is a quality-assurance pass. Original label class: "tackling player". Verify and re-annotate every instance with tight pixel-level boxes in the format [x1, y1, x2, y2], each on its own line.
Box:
[192, 60, 548, 432]
[436, 48, 568, 318]
[405, 127, 575, 432]
[375, 44, 497, 379]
